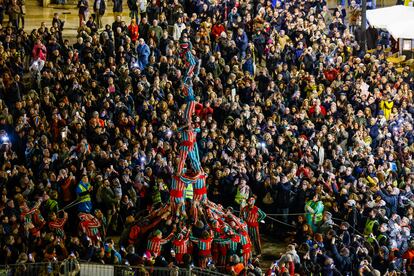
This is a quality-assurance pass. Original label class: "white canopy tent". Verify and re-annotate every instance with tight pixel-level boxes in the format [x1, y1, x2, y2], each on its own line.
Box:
[366, 5, 414, 39]
[386, 19, 414, 40]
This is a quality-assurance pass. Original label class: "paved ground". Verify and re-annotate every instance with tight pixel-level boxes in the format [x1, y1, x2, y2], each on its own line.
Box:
[260, 235, 289, 269]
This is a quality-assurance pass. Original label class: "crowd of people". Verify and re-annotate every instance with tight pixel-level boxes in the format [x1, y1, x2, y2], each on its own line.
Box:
[0, 0, 414, 274]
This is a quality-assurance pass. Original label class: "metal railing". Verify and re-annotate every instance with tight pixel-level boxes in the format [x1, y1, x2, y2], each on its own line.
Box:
[0, 261, 229, 276]
[190, 267, 229, 276]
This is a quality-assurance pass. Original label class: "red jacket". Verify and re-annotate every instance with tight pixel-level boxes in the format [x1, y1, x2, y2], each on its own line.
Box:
[194, 103, 203, 116]
[128, 24, 139, 42]
[403, 249, 414, 266]
[60, 177, 75, 202]
[32, 43, 47, 61]
[323, 68, 339, 82]
[201, 106, 214, 120]
[211, 24, 225, 40]
[308, 104, 327, 117]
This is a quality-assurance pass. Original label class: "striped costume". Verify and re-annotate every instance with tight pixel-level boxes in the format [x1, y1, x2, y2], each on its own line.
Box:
[228, 233, 241, 256]
[240, 205, 266, 256]
[48, 216, 68, 238]
[147, 231, 175, 257]
[172, 231, 191, 263]
[193, 173, 207, 202]
[33, 210, 46, 232]
[191, 203, 199, 223]
[78, 213, 102, 244]
[191, 235, 214, 268]
[239, 229, 252, 265]
[179, 42, 198, 83]
[213, 231, 241, 265]
[206, 207, 219, 221]
[181, 172, 199, 221]
[211, 224, 224, 264]
[19, 203, 44, 238]
[177, 128, 202, 174]
[183, 84, 196, 123]
[170, 175, 186, 216]
[208, 202, 227, 218]
[225, 212, 245, 231]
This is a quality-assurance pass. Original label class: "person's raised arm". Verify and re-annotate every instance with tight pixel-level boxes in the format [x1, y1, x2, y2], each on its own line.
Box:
[258, 208, 266, 221]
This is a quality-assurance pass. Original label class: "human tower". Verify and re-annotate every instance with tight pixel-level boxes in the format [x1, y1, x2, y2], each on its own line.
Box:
[144, 37, 255, 269]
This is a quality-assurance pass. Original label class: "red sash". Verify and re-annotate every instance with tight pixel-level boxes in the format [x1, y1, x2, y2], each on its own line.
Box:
[242, 244, 251, 253]
[194, 187, 207, 195]
[247, 221, 259, 227]
[170, 189, 183, 198]
[180, 141, 195, 148]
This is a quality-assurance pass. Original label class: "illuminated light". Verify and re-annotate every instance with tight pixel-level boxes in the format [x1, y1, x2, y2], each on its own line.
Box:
[2, 136, 9, 144]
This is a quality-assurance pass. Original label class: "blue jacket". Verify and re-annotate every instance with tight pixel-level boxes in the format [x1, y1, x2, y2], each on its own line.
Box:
[242, 58, 254, 76]
[235, 32, 248, 52]
[377, 189, 398, 214]
[369, 123, 379, 139]
[137, 43, 150, 70]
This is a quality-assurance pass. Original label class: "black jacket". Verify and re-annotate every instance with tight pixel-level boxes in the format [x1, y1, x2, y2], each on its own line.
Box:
[275, 181, 292, 209]
[332, 244, 353, 273]
[93, 0, 106, 14]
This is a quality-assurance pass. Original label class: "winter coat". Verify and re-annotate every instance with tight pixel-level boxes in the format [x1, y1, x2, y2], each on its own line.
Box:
[112, 0, 123, 12]
[137, 42, 150, 70]
[235, 32, 248, 52]
[128, 24, 139, 42]
[331, 245, 352, 273]
[376, 189, 398, 214]
[77, 0, 89, 15]
[379, 100, 394, 120]
[101, 186, 118, 206]
[93, 0, 106, 15]
[275, 181, 292, 209]
[32, 43, 47, 61]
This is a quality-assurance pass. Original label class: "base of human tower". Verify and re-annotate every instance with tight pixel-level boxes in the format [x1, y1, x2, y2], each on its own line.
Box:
[133, 196, 253, 270]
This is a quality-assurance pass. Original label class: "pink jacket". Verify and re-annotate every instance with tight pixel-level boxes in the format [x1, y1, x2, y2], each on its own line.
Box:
[32, 44, 47, 61]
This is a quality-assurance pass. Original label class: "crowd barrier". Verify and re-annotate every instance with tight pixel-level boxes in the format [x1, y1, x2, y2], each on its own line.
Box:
[0, 261, 229, 276]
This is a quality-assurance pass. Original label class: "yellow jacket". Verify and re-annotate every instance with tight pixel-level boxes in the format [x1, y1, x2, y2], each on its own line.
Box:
[379, 100, 394, 120]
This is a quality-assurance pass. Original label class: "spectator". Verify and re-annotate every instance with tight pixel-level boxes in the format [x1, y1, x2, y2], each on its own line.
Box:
[173, 17, 185, 41]
[128, 19, 139, 44]
[136, 38, 150, 70]
[77, 0, 89, 27]
[112, 0, 123, 20]
[8, 0, 21, 29]
[93, 0, 106, 29]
